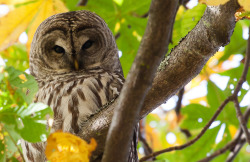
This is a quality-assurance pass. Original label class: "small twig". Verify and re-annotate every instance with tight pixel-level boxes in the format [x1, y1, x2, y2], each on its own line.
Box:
[198, 131, 244, 162]
[138, 120, 153, 156]
[226, 139, 245, 162]
[115, 32, 120, 40]
[140, 19, 250, 162]
[138, 130, 154, 156]
[2, 126, 25, 161]
[77, 0, 88, 6]
[233, 98, 250, 144]
[139, 98, 231, 162]
[175, 87, 184, 115]
[180, 128, 192, 138]
[198, 106, 250, 162]
[131, 12, 149, 18]
[175, 87, 192, 138]
[230, 25, 250, 144]
[180, 0, 190, 9]
[200, 138, 246, 162]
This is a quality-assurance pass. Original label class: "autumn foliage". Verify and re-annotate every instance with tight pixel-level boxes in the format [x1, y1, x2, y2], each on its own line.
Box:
[0, 0, 250, 161]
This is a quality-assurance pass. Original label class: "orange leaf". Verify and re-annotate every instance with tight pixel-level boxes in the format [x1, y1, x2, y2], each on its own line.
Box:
[199, 0, 229, 6]
[238, 0, 250, 11]
[46, 131, 97, 162]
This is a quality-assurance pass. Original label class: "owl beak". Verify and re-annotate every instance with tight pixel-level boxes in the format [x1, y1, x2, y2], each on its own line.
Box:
[74, 59, 79, 70]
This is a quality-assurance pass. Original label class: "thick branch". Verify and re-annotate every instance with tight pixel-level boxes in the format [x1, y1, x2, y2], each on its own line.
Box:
[102, 0, 178, 161]
[140, 0, 239, 117]
[79, 0, 239, 160]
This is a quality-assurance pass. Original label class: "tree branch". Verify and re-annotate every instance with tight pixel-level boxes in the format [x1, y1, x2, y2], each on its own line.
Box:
[233, 98, 250, 144]
[198, 106, 250, 162]
[139, 97, 231, 161]
[78, 0, 240, 160]
[138, 129, 153, 157]
[227, 106, 250, 161]
[175, 87, 184, 116]
[231, 25, 250, 144]
[199, 137, 246, 162]
[140, 0, 239, 118]
[102, 0, 179, 161]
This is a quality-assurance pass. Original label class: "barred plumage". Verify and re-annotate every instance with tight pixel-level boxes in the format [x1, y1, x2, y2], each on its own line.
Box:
[21, 10, 138, 162]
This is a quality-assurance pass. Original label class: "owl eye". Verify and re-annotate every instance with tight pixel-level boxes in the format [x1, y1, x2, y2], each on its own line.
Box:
[53, 45, 65, 53]
[82, 40, 93, 50]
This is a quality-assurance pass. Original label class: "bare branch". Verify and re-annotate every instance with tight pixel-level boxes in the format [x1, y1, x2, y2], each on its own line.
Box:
[226, 139, 245, 162]
[102, 0, 179, 161]
[198, 137, 246, 162]
[139, 98, 231, 161]
[77, 0, 88, 6]
[140, 0, 239, 118]
[227, 106, 250, 161]
[230, 25, 250, 144]
[233, 98, 250, 144]
[138, 130, 153, 156]
[175, 87, 184, 116]
[198, 106, 250, 162]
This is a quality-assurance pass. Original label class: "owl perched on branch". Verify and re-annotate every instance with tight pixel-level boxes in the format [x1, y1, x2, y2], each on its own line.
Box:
[21, 10, 138, 162]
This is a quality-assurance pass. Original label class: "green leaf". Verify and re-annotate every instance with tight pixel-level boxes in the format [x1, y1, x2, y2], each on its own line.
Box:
[113, 0, 123, 6]
[168, 4, 206, 53]
[64, 0, 79, 11]
[207, 80, 238, 126]
[0, 103, 52, 142]
[219, 64, 250, 102]
[0, 136, 6, 162]
[157, 125, 221, 161]
[0, 44, 29, 71]
[180, 104, 214, 129]
[0, 73, 3, 82]
[220, 20, 248, 62]
[207, 80, 227, 109]
[5, 66, 38, 104]
[82, 0, 150, 77]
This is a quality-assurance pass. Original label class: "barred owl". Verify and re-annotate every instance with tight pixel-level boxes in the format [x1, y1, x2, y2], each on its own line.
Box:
[21, 10, 138, 162]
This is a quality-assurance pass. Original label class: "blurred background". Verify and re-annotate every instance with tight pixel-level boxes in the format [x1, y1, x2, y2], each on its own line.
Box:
[0, 0, 249, 161]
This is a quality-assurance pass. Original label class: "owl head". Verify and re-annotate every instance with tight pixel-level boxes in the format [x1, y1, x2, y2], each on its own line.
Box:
[29, 10, 123, 79]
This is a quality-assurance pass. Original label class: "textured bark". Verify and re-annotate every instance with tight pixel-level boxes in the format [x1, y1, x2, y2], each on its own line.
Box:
[102, 0, 179, 161]
[140, 0, 239, 118]
[79, 0, 240, 161]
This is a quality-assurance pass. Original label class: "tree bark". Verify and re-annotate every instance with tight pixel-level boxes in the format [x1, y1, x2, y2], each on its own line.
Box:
[102, 0, 179, 161]
[78, 0, 240, 161]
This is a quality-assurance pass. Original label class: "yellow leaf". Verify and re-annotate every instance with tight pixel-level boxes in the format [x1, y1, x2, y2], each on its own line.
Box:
[228, 125, 238, 138]
[114, 22, 120, 33]
[0, 0, 42, 51]
[0, 0, 27, 5]
[46, 131, 97, 162]
[18, 74, 27, 83]
[199, 0, 229, 6]
[238, 0, 250, 11]
[0, 0, 68, 52]
[145, 124, 162, 149]
[26, 0, 68, 53]
[189, 96, 207, 104]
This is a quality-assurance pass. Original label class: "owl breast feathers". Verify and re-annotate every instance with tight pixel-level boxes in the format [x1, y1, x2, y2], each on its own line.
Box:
[21, 10, 138, 162]
[37, 70, 124, 134]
